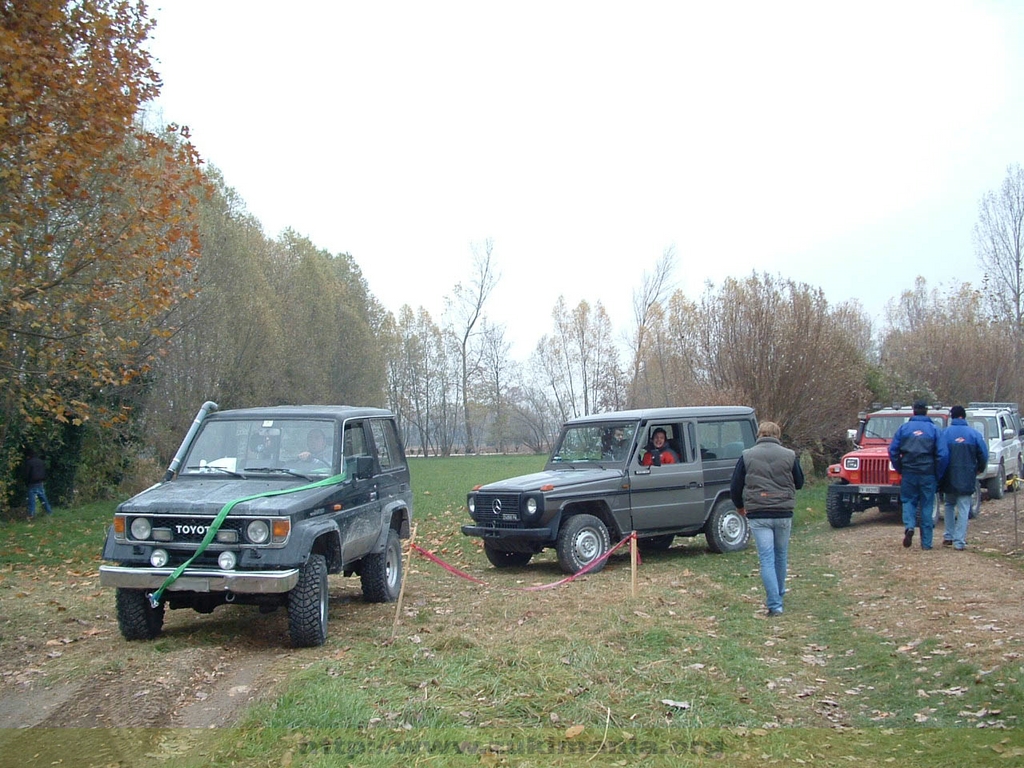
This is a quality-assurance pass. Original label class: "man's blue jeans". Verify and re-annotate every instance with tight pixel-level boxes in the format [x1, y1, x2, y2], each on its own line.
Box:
[748, 517, 792, 613]
[900, 472, 937, 548]
[27, 483, 53, 517]
[943, 492, 972, 549]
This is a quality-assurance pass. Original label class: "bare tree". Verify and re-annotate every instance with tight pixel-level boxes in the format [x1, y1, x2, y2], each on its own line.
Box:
[537, 297, 624, 419]
[975, 163, 1024, 374]
[882, 278, 1013, 405]
[479, 321, 512, 452]
[659, 273, 871, 463]
[446, 240, 498, 454]
[508, 374, 561, 454]
[628, 248, 676, 407]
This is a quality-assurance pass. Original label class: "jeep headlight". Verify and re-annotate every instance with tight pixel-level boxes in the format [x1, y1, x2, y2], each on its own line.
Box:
[130, 517, 152, 540]
[246, 520, 270, 544]
[843, 457, 860, 471]
[521, 494, 544, 523]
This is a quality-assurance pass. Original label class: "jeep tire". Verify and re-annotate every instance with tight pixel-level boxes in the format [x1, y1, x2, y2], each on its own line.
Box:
[826, 484, 853, 528]
[361, 528, 403, 603]
[556, 514, 611, 574]
[987, 463, 1006, 500]
[704, 499, 749, 552]
[484, 544, 533, 568]
[115, 588, 165, 640]
[288, 553, 328, 647]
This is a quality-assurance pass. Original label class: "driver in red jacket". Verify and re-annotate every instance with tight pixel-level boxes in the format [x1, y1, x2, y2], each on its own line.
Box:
[641, 427, 680, 466]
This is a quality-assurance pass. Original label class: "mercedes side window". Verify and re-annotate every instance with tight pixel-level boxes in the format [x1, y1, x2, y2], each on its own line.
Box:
[698, 419, 755, 461]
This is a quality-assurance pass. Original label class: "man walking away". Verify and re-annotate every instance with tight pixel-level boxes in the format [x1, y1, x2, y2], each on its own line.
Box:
[730, 421, 804, 617]
[888, 400, 948, 550]
[939, 405, 987, 550]
[25, 448, 54, 520]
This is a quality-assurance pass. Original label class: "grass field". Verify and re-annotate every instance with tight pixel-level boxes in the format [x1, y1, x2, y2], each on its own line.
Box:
[2, 455, 1023, 766]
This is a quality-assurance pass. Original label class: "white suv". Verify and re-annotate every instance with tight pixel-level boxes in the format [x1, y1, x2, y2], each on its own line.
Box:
[966, 403, 1024, 499]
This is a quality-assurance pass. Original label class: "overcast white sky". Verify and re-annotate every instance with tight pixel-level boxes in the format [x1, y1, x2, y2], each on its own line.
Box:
[145, 0, 1024, 357]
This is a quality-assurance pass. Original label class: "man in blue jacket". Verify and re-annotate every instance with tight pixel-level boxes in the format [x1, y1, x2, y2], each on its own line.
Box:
[939, 405, 988, 550]
[888, 400, 948, 550]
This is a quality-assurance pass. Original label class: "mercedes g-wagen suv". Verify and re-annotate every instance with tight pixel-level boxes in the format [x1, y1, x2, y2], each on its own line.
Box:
[826, 404, 953, 527]
[100, 403, 413, 647]
[966, 402, 1024, 499]
[462, 406, 757, 574]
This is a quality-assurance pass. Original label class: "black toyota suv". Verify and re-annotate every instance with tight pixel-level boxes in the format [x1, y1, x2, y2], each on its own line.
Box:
[462, 406, 756, 574]
[99, 402, 413, 647]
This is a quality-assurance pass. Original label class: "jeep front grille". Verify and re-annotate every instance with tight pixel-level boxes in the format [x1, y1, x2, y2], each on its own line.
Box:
[473, 493, 522, 528]
[861, 458, 891, 485]
[127, 515, 245, 544]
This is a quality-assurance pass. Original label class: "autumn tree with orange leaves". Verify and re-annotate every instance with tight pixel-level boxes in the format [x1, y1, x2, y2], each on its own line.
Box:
[0, 0, 206, 510]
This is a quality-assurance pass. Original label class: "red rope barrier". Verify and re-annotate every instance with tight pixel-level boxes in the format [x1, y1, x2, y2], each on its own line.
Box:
[409, 532, 638, 591]
[409, 544, 488, 584]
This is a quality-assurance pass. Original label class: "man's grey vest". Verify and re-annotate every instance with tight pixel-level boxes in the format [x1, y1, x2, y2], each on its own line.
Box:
[742, 437, 796, 514]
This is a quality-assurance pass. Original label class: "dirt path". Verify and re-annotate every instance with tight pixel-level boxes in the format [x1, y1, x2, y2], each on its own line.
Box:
[1, 493, 1022, 733]
[824, 493, 1024, 673]
[0, 577, 354, 730]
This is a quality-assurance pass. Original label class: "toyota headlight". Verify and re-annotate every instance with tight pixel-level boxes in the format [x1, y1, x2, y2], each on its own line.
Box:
[246, 520, 270, 544]
[130, 517, 152, 540]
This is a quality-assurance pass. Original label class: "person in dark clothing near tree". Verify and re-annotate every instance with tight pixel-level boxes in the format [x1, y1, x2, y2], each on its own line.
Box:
[888, 400, 948, 550]
[24, 448, 54, 519]
[730, 421, 804, 617]
[939, 405, 988, 550]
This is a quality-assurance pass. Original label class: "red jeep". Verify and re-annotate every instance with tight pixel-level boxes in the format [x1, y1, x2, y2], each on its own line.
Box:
[826, 405, 951, 528]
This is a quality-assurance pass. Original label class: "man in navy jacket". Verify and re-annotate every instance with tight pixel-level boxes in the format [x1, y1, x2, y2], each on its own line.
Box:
[939, 405, 988, 550]
[889, 400, 948, 550]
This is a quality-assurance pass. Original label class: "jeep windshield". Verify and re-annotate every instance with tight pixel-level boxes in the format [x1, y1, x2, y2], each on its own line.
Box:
[180, 418, 336, 478]
[862, 414, 947, 441]
[550, 422, 637, 465]
[861, 416, 909, 440]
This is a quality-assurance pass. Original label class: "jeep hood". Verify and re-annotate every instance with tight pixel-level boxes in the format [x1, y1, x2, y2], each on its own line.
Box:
[477, 467, 622, 493]
[848, 446, 892, 458]
[116, 477, 343, 516]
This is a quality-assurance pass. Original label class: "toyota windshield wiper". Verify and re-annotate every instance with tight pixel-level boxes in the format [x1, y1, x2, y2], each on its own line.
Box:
[245, 467, 314, 480]
[185, 465, 244, 478]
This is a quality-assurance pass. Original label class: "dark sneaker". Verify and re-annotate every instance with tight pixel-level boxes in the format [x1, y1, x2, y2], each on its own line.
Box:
[902, 529, 914, 548]
[942, 539, 952, 547]
[767, 609, 783, 617]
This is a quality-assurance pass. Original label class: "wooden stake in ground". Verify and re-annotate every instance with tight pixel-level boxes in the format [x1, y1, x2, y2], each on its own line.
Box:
[1014, 480, 1020, 550]
[630, 531, 638, 598]
[391, 523, 417, 640]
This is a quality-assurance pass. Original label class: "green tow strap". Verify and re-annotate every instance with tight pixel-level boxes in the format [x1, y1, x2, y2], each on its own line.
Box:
[147, 472, 346, 608]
